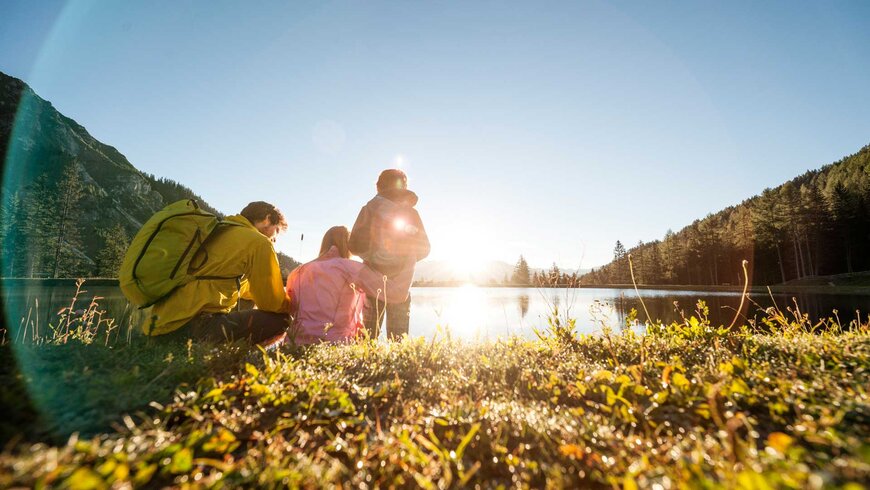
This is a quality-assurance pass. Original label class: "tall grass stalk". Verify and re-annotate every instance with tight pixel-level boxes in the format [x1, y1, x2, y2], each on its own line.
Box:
[727, 259, 750, 331]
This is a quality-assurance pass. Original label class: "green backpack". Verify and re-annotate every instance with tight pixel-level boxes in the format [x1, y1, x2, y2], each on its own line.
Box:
[119, 199, 239, 307]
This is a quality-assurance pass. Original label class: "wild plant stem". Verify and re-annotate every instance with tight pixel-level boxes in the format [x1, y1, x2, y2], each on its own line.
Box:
[628, 254, 649, 384]
[728, 260, 750, 331]
[628, 254, 652, 323]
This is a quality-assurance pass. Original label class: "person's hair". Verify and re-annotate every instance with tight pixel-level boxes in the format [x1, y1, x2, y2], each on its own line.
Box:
[240, 201, 288, 230]
[376, 169, 408, 193]
[320, 226, 350, 259]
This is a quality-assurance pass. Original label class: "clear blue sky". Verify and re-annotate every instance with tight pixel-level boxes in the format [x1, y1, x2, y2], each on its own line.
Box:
[2, 0, 869, 268]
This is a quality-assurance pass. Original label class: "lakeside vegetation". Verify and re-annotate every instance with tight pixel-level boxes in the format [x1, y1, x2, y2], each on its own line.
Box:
[1, 291, 868, 488]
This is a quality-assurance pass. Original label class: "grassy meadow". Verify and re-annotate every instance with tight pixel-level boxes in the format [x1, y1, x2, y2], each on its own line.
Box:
[1, 293, 868, 489]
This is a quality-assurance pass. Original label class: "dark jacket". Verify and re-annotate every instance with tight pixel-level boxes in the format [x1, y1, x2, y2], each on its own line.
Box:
[349, 189, 430, 282]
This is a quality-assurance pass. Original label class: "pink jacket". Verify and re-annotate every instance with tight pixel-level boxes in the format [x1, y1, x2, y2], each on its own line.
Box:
[285, 246, 413, 344]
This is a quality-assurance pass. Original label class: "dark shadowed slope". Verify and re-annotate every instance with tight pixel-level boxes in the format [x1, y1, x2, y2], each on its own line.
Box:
[0, 71, 220, 276]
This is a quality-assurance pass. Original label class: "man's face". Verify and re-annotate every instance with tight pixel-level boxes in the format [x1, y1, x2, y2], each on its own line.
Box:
[254, 219, 282, 243]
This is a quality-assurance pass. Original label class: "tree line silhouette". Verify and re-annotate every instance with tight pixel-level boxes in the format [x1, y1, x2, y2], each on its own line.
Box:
[580, 145, 870, 286]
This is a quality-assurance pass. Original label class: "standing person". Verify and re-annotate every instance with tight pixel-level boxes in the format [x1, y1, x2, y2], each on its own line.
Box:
[146, 201, 291, 344]
[285, 226, 413, 344]
[349, 169, 430, 339]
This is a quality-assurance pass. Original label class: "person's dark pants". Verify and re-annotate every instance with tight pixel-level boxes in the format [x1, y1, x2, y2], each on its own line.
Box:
[157, 310, 289, 345]
[363, 293, 411, 340]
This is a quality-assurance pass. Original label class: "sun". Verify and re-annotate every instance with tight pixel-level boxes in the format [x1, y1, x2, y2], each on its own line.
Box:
[436, 234, 488, 279]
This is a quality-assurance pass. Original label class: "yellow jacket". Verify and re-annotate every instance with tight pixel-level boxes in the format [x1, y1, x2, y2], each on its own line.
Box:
[145, 215, 290, 335]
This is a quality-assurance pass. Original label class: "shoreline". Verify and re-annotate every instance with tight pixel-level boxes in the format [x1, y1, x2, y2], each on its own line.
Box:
[411, 283, 870, 295]
[2, 278, 868, 296]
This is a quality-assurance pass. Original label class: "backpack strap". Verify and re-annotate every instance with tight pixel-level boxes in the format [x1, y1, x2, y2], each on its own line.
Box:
[189, 220, 244, 271]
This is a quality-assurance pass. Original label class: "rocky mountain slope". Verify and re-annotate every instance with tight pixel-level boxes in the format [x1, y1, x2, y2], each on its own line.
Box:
[0, 71, 220, 276]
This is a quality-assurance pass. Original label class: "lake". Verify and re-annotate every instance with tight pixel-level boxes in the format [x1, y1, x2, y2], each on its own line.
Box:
[409, 286, 870, 339]
[2, 281, 868, 342]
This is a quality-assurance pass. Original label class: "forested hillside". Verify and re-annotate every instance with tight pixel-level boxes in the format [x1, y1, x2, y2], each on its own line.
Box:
[0, 71, 298, 278]
[581, 145, 870, 286]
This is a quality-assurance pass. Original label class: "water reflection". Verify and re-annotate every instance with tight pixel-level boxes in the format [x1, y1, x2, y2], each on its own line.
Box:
[3, 282, 868, 342]
[439, 284, 488, 337]
[1, 280, 150, 343]
[613, 291, 869, 329]
[412, 287, 869, 339]
[517, 294, 529, 319]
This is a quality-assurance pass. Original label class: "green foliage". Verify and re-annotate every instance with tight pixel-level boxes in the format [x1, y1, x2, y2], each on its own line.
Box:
[1, 164, 89, 277]
[141, 174, 222, 217]
[95, 224, 130, 277]
[532, 261, 579, 287]
[51, 163, 87, 277]
[1, 301, 868, 488]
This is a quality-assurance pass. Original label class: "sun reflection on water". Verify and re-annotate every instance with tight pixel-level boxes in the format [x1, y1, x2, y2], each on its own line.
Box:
[440, 284, 489, 339]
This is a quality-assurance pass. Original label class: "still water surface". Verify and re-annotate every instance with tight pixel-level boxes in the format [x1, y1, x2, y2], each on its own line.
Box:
[2, 283, 868, 341]
[410, 286, 870, 339]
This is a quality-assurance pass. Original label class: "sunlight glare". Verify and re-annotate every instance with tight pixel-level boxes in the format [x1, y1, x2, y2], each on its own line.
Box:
[437, 226, 490, 280]
[442, 284, 488, 338]
[451, 255, 485, 276]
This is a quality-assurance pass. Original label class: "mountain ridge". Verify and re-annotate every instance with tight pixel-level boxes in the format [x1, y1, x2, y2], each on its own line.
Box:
[0, 71, 246, 277]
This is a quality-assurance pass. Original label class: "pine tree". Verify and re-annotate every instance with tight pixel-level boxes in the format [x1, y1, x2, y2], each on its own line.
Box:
[0, 193, 26, 276]
[660, 230, 677, 283]
[511, 255, 531, 285]
[51, 164, 86, 277]
[752, 189, 788, 283]
[827, 182, 857, 273]
[95, 224, 129, 277]
[633, 240, 645, 283]
[646, 241, 663, 284]
[548, 263, 561, 286]
[613, 240, 627, 283]
[799, 183, 827, 276]
[613, 240, 626, 261]
[21, 173, 58, 277]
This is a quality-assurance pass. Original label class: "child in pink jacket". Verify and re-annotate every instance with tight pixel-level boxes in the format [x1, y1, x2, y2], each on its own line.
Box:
[285, 226, 413, 344]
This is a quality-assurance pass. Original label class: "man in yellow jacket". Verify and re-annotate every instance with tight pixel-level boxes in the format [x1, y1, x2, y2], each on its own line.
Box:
[147, 201, 291, 344]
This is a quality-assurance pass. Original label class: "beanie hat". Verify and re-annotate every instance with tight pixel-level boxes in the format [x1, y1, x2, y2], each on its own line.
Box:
[376, 169, 408, 192]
